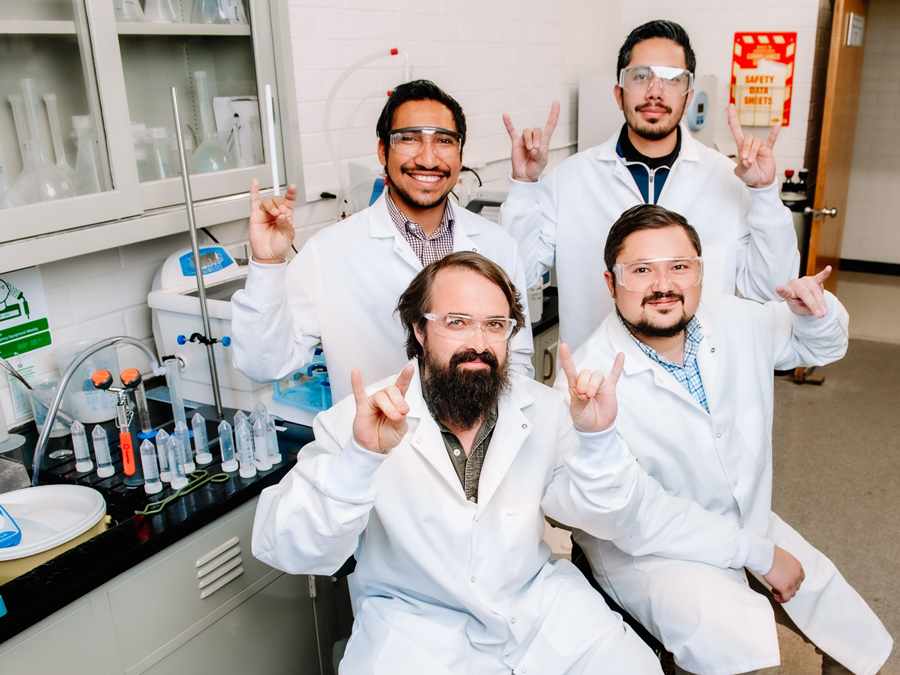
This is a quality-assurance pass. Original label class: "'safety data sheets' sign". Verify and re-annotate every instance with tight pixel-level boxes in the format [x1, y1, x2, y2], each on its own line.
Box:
[730, 32, 797, 127]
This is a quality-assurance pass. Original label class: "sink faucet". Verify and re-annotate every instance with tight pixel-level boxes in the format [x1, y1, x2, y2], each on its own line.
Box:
[32, 336, 167, 487]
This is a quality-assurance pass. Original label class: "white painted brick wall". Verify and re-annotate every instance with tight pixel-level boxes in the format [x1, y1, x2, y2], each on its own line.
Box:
[842, 0, 900, 264]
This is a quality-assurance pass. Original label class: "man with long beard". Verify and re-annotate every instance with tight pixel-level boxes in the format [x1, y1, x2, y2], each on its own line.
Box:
[252, 252, 795, 674]
[500, 19, 799, 353]
[562, 205, 892, 675]
[232, 79, 533, 404]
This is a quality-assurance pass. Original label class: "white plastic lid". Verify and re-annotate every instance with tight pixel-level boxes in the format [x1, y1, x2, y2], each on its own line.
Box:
[0, 485, 106, 561]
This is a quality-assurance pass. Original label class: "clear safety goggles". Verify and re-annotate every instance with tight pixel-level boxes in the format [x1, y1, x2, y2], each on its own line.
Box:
[388, 126, 462, 158]
[613, 257, 704, 292]
[423, 313, 517, 343]
[618, 66, 694, 96]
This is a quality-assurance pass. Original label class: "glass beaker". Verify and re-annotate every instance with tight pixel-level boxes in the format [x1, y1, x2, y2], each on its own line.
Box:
[30, 377, 75, 438]
[192, 0, 229, 24]
[72, 115, 102, 195]
[148, 127, 177, 180]
[191, 71, 237, 173]
[132, 122, 154, 182]
[144, 0, 180, 23]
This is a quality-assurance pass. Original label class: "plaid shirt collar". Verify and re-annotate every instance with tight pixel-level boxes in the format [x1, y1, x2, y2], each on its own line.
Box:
[385, 188, 454, 242]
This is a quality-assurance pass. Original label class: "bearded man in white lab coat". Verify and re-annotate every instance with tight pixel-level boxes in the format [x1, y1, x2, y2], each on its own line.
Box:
[563, 205, 892, 675]
[501, 19, 799, 352]
[231, 80, 533, 402]
[252, 251, 806, 674]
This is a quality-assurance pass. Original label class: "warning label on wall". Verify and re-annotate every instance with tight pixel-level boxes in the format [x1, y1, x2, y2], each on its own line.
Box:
[730, 32, 796, 127]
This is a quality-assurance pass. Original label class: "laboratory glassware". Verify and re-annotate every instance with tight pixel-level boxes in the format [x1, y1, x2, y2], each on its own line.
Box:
[192, 0, 229, 24]
[191, 71, 236, 173]
[252, 418, 272, 471]
[174, 421, 194, 474]
[217, 420, 239, 473]
[0, 139, 24, 208]
[43, 94, 76, 184]
[166, 435, 189, 490]
[140, 439, 163, 495]
[114, 0, 145, 22]
[235, 417, 256, 478]
[92, 425, 114, 478]
[144, 0, 180, 23]
[71, 420, 94, 473]
[192, 412, 213, 465]
[155, 428, 172, 483]
[132, 123, 153, 182]
[266, 414, 281, 464]
[221, 0, 248, 25]
[148, 127, 176, 180]
[164, 357, 188, 431]
[72, 116, 102, 195]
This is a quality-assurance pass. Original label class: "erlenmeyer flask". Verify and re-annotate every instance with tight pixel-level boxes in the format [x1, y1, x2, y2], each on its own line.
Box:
[113, 0, 145, 22]
[191, 71, 236, 173]
[149, 127, 177, 180]
[192, 0, 228, 24]
[145, 0, 180, 23]
[43, 94, 76, 184]
[72, 116, 102, 195]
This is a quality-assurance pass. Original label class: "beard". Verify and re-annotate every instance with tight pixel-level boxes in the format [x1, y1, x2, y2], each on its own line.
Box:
[386, 163, 454, 210]
[618, 290, 692, 339]
[625, 101, 683, 142]
[422, 346, 510, 431]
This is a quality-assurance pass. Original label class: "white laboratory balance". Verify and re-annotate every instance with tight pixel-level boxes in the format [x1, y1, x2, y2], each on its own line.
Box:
[148, 245, 323, 426]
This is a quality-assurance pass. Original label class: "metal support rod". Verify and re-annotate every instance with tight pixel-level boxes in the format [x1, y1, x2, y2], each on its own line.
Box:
[170, 86, 223, 416]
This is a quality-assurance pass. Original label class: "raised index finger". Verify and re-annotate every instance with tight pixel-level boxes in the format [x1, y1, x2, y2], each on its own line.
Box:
[558, 343, 579, 387]
[502, 113, 518, 141]
[813, 265, 833, 284]
[394, 364, 415, 397]
[350, 369, 369, 411]
[764, 121, 781, 150]
[543, 101, 561, 139]
[250, 178, 260, 212]
[605, 352, 626, 388]
[727, 103, 744, 147]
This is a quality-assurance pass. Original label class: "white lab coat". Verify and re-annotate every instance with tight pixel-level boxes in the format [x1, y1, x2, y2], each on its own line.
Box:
[563, 294, 893, 675]
[500, 127, 800, 352]
[252, 363, 764, 675]
[231, 194, 534, 403]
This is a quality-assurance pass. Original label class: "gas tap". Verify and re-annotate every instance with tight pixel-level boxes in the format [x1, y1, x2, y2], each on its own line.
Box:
[92, 368, 143, 487]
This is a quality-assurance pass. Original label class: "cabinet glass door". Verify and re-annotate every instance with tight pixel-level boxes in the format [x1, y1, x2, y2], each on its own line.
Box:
[111, 0, 285, 210]
[0, 0, 140, 246]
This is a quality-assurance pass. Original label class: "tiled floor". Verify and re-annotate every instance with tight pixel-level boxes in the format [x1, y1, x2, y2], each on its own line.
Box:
[835, 271, 900, 344]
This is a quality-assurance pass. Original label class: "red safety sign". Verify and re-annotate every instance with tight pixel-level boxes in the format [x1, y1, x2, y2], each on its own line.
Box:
[730, 32, 797, 127]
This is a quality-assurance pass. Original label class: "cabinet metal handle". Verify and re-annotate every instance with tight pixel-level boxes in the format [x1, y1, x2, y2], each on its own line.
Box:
[803, 206, 838, 219]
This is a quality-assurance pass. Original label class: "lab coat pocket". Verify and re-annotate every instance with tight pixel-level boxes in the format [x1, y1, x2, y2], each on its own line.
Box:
[373, 611, 469, 675]
[500, 507, 544, 581]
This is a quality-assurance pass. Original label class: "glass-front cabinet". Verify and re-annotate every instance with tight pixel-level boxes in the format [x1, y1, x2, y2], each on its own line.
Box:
[0, 0, 301, 268]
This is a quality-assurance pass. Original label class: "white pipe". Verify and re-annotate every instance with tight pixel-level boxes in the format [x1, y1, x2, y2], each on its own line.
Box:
[265, 84, 279, 197]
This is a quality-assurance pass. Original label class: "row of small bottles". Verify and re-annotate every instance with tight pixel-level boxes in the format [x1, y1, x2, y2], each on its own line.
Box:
[68, 401, 281, 496]
[114, 0, 249, 25]
[781, 168, 809, 198]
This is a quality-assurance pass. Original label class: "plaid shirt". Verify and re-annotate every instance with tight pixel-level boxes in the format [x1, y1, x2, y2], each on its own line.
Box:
[385, 188, 455, 266]
[626, 316, 709, 412]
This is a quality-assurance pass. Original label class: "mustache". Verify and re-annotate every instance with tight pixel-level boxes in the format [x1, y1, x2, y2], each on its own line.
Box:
[635, 102, 673, 114]
[451, 348, 499, 369]
[401, 166, 452, 177]
[642, 291, 684, 306]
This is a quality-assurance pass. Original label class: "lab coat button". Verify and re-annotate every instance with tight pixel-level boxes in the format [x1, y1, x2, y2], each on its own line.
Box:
[521, 423, 527, 429]
[734, 480, 738, 486]
[716, 433, 722, 438]
[453, 448, 461, 456]
[522, 668, 527, 673]
[416, 438, 423, 444]
[658, 378, 664, 384]
[470, 577, 476, 583]
[710, 347, 716, 353]
[511, 617, 516, 624]
[740, 524, 745, 529]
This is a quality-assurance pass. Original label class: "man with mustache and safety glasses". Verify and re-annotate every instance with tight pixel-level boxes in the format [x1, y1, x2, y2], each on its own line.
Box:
[232, 80, 533, 402]
[560, 204, 892, 675]
[501, 19, 799, 353]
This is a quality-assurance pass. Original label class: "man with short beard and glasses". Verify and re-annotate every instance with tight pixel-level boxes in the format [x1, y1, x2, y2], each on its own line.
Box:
[561, 205, 892, 675]
[501, 19, 798, 353]
[252, 251, 790, 674]
[232, 80, 533, 405]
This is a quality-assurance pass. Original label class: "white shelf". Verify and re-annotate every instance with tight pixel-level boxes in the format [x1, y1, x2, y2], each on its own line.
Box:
[116, 22, 251, 37]
[0, 20, 77, 35]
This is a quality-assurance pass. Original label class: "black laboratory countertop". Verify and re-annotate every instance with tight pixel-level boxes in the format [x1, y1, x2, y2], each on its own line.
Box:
[532, 286, 559, 337]
[0, 394, 314, 644]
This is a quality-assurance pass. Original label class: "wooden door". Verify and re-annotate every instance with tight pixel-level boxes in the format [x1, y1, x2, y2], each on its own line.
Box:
[806, 0, 869, 292]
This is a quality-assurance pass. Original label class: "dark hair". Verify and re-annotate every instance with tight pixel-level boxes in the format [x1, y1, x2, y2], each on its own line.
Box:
[617, 20, 696, 77]
[375, 79, 467, 148]
[604, 204, 702, 272]
[396, 252, 525, 360]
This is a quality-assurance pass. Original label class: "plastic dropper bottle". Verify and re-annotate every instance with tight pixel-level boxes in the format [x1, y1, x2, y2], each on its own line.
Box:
[43, 94, 76, 183]
[174, 421, 194, 474]
[236, 417, 256, 478]
[155, 428, 171, 483]
[191, 70, 236, 173]
[192, 412, 213, 465]
[92, 425, 114, 478]
[266, 414, 281, 465]
[217, 420, 239, 473]
[71, 420, 94, 473]
[164, 357, 188, 432]
[253, 418, 272, 471]
[166, 434, 188, 490]
[139, 439, 163, 495]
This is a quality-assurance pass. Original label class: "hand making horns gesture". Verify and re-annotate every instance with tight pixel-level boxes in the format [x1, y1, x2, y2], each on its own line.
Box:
[503, 101, 560, 183]
[248, 178, 298, 265]
[559, 343, 626, 433]
[351, 365, 414, 454]
[776, 265, 832, 319]
[727, 103, 781, 189]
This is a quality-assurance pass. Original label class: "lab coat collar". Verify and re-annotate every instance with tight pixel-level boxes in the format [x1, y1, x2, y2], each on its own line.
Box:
[593, 122, 701, 164]
[404, 359, 535, 510]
